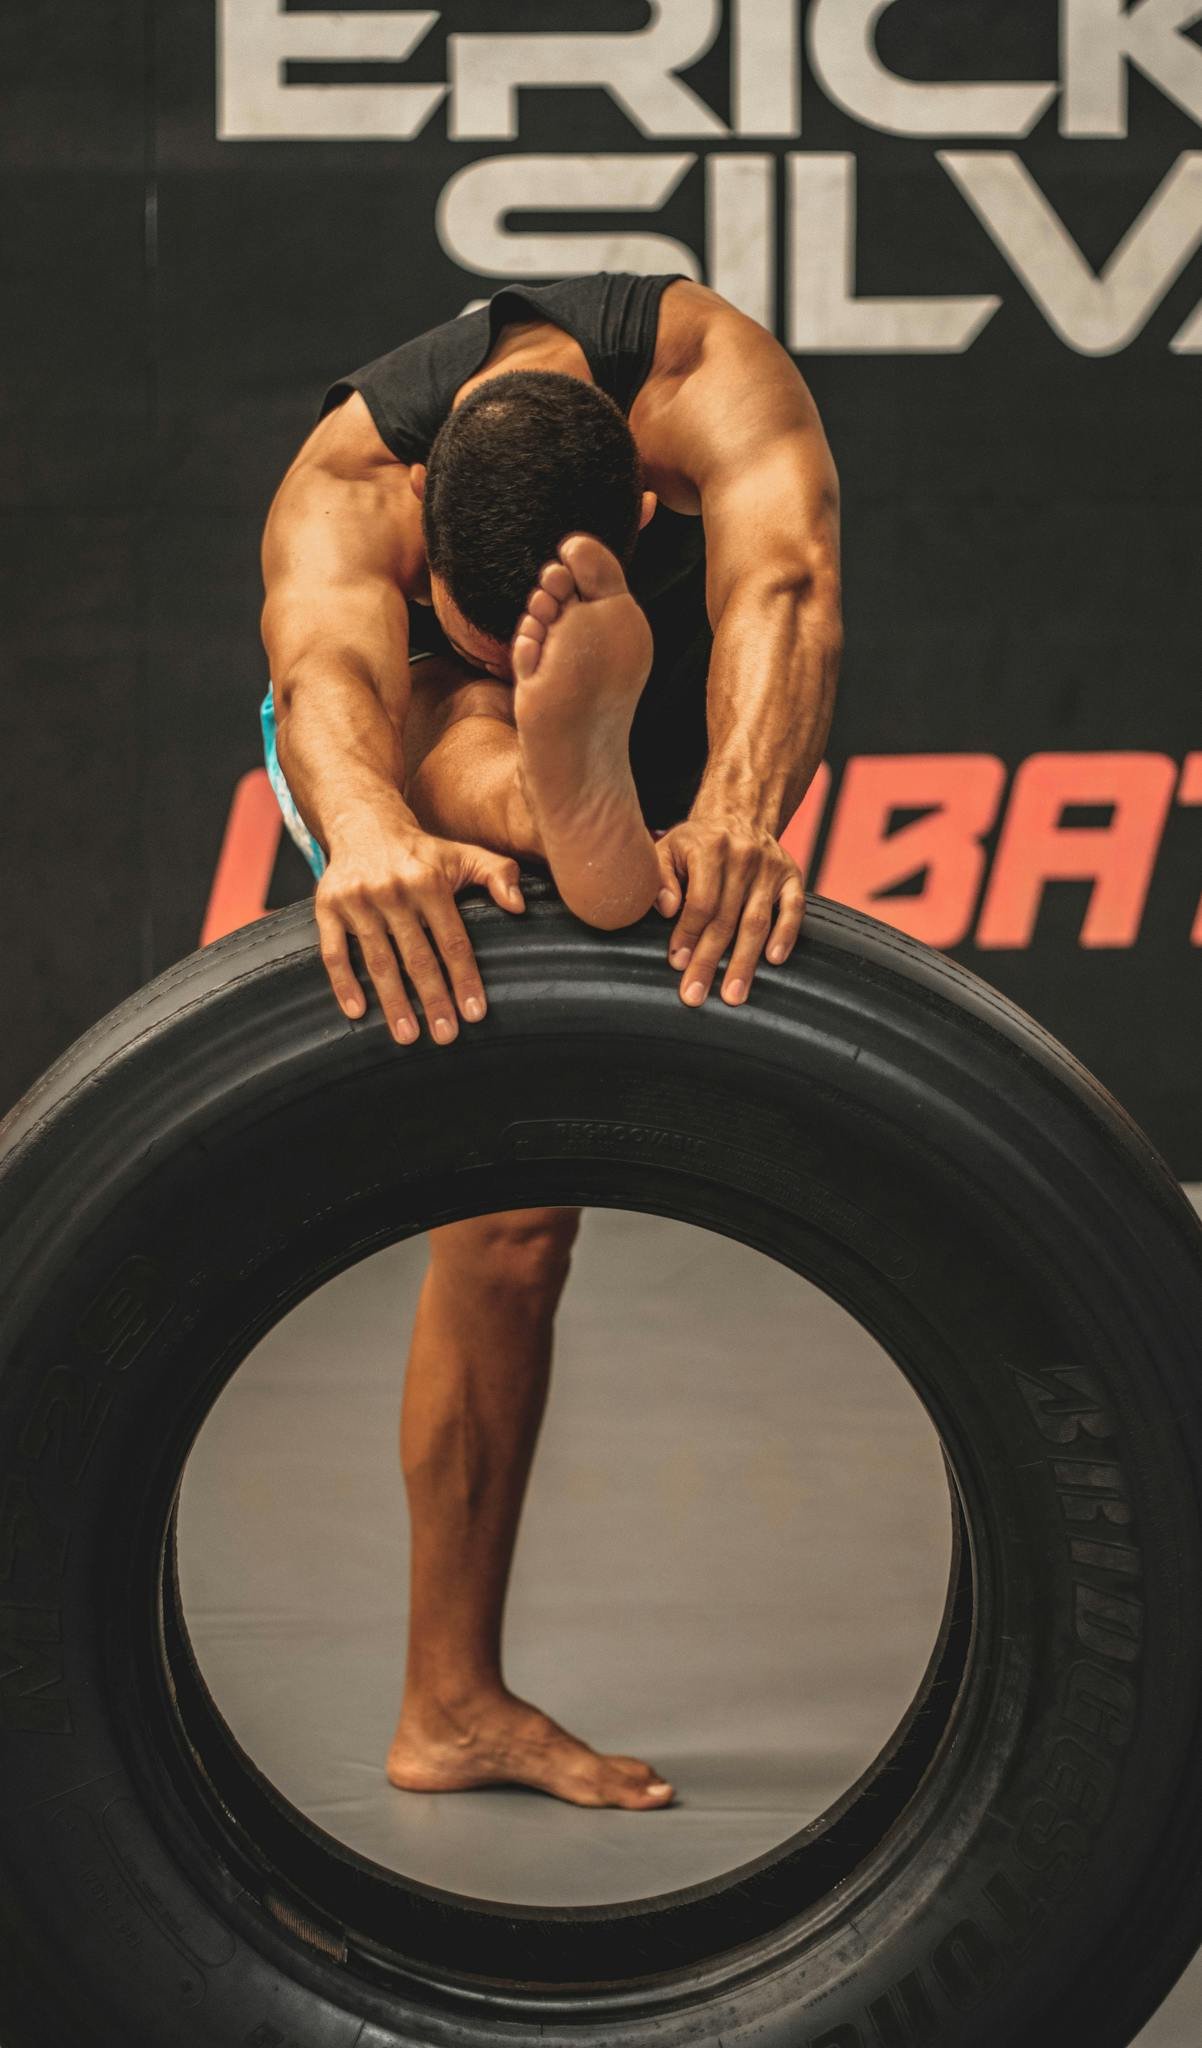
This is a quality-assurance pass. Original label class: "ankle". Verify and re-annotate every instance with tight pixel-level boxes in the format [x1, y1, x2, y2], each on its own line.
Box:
[399, 1677, 509, 1730]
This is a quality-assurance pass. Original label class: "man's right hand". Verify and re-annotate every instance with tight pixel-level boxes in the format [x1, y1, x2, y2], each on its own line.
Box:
[314, 811, 526, 1046]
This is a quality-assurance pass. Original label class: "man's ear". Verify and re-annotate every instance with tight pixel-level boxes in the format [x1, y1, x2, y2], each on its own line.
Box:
[638, 489, 657, 531]
[409, 463, 427, 502]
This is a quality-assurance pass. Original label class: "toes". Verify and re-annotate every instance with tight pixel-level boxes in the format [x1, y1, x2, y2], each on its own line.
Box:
[602, 1756, 675, 1807]
[524, 587, 559, 626]
[558, 533, 627, 600]
[538, 559, 576, 603]
[615, 1777, 674, 1809]
[516, 611, 546, 645]
[612, 1755, 664, 1782]
[512, 631, 543, 683]
[633, 1762, 675, 1802]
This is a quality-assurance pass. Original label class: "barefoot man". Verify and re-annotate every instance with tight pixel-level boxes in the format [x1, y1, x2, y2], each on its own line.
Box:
[260, 273, 841, 1812]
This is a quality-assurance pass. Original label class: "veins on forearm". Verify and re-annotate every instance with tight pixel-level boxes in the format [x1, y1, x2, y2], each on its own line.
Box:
[276, 665, 412, 852]
[694, 579, 841, 831]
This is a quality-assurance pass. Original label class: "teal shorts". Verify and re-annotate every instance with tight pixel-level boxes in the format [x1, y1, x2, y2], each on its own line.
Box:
[260, 682, 327, 881]
[260, 660, 442, 883]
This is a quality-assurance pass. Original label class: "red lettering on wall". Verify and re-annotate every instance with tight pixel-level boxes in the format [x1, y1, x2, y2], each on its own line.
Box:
[203, 752, 1201, 955]
[201, 769, 282, 946]
[813, 754, 1006, 946]
[976, 753, 1175, 949]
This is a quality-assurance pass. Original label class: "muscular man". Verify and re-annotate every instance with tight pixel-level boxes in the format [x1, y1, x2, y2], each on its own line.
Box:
[260, 272, 841, 1812]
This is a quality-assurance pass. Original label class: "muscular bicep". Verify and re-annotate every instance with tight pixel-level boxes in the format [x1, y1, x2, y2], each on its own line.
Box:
[260, 459, 413, 726]
[701, 426, 841, 622]
[649, 296, 841, 618]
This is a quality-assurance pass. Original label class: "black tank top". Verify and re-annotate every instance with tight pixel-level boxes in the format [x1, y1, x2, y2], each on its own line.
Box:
[319, 273, 706, 635]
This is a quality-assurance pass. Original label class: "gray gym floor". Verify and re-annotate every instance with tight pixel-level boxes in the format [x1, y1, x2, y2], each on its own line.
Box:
[177, 1197, 1202, 2042]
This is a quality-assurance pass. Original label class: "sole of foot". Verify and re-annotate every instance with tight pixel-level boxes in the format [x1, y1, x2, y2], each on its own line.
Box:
[511, 534, 662, 931]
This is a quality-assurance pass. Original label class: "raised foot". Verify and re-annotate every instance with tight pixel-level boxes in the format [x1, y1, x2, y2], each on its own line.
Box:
[387, 1688, 676, 1810]
[511, 533, 651, 696]
[511, 534, 661, 931]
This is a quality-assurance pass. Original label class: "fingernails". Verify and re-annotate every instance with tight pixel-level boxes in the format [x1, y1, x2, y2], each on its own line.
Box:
[464, 996, 485, 1023]
[725, 979, 746, 1004]
[396, 1018, 418, 1044]
[648, 1780, 672, 1796]
[670, 947, 692, 969]
[344, 996, 364, 1018]
[767, 946, 786, 965]
[433, 1018, 456, 1045]
[656, 889, 677, 915]
[683, 981, 705, 1006]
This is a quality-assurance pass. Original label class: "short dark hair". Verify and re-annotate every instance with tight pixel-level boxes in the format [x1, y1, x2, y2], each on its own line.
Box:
[422, 370, 643, 643]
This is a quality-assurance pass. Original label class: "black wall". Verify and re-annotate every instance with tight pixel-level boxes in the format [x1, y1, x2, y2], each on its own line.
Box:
[4, 2, 1201, 1164]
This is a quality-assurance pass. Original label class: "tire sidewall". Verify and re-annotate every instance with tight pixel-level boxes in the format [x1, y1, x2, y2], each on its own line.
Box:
[0, 902, 1199, 2047]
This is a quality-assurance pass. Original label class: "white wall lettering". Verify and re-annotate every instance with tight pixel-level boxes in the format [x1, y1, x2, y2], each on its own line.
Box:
[731, 0, 802, 137]
[217, 0, 445, 142]
[436, 154, 701, 281]
[448, 0, 726, 142]
[808, 0, 1056, 138]
[214, 2, 1202, 355]
[788, 154, 1000, 351]
[943, 150, 1202, 353]
[708, 155, 776, 326]
[1062, 0, 1202, 139]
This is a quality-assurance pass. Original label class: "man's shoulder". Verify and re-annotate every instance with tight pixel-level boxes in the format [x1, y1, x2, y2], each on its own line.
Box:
[281, 393, 411, 498]
[647, 280, 744, 384]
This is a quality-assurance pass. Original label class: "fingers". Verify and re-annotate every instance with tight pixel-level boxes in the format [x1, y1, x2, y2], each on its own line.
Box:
[466, 848, 526, 916]
[379, 910, 460, 1045]
[317, 834, 528, 1047]
[668, 844, 724, 976]
[344, 909, 423, 1046]
[766, 873, 806, 966]
[668, 845, 805, 1007]
[384, 849, 524, 1041]
[419, 892, 490, 1028]
[316, 902, 368, 1021]
[654, 837, 682, 918]
[322, 885, 458, 1047]
[676, 860, 747, 1008]
[720, 879, 779, 1003]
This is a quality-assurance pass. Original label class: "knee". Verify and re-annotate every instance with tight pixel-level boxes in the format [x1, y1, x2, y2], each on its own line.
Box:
[431, 1208, 581, 1302]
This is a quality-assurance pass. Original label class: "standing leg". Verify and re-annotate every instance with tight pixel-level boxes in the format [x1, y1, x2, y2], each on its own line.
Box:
[385, 554, 675, 1807]
[387, 1209, 675, 1809]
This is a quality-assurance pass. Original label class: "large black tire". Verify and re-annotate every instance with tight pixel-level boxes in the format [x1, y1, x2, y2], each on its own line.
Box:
[2, 880, 1202, 2047]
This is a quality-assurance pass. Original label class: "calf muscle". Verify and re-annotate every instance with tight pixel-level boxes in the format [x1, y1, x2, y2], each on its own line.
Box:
[398, 661, 540, 860]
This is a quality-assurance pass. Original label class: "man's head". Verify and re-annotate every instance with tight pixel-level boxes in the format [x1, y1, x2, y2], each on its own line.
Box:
[412, 370, 655, 678]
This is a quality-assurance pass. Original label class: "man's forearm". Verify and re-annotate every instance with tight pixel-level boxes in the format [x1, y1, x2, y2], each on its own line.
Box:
[692, 574, 841, 835]
[274, 660, 416, 857]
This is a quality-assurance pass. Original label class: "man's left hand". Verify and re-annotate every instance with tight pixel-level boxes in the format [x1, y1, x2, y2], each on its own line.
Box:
[653, 815, 806, 1008]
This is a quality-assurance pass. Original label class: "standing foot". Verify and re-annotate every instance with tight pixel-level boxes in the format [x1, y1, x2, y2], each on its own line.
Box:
[511, 535, 662, 930]
[388, 1686, 676, 1810]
